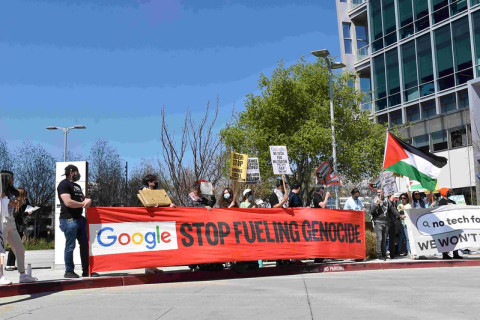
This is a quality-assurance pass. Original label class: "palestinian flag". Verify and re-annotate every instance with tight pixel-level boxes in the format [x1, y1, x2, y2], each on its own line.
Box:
[382, 132, 447, 191]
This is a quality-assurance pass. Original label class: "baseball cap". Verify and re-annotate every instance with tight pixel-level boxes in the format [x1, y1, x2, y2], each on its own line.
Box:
[243, 188, 252, 196]
[439, 187, 451, 197]
[64, 164, 79, 176]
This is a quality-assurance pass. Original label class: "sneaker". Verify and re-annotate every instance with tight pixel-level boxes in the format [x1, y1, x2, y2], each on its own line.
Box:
[19, 273, 38, 283]
[452, 255, 463, 259]
[64, 271, 80, 278]
[0, 275, 12, 285]
[82, 271, 100, 277]
[145, 268, 163, 275]
[4, 266, 17, 271]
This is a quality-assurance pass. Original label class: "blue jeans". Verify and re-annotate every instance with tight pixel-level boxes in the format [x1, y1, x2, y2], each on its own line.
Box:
[59, 216, 89, 273]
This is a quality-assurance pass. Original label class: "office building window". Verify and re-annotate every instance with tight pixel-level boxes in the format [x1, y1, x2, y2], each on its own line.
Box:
[416, 34, 434, 97]
[399, 0, 414, 39]
[356, 25, 368, 54]
[431, 0, 449, 24]
[450, 0, 467, 15]
[472, 0, 480, 6]
[440, 93, 456, 113]
[414, 0, 429, 32]
[383, 0, 397, 46]
[402, 41, 419, 101]
[386, 48, 401, 107]
[343, 23, 352, 54]
[377, 113, 388, 125]
[457, 90, 469, 110]
[373, 54, 387, 110]
[450, 126, 467, 148]
[370, 0, 384, 52]
[473, 11, 480, 76]
[421, 99, 436, 119]
[389, 109, 403, 127]
[431, 130, 448, 151]
[413, 134, 430, 152]
[452, 17, 473, 85]
[406, 104, 420, 122]
[435, 25, 455, 91]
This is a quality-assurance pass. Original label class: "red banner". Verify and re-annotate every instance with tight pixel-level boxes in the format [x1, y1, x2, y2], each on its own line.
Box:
[87, 207, 365, 273]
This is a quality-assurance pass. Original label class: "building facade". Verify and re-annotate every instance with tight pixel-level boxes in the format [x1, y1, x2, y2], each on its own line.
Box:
[335, 0, 479, 204]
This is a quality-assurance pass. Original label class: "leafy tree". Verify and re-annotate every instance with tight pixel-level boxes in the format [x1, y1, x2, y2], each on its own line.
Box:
[220, 58, 386, 203]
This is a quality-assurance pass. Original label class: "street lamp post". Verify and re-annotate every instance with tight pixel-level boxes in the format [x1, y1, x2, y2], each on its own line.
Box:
[311, 49, 346, 209]
[46, 125, 86, 162]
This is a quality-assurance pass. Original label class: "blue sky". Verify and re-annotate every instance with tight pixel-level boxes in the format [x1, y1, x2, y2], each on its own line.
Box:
[0, 0, 340, 168]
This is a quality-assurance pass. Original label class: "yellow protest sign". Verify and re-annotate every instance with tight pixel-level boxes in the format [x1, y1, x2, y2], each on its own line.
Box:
[229, 152, 248, 182]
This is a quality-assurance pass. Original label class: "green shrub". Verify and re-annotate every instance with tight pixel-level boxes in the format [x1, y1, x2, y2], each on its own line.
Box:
[366, 230, 377, 259]
[23, 238, 55, 250]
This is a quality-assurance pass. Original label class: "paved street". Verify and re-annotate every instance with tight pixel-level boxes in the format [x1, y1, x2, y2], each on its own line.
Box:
[1, 266, 479, 320]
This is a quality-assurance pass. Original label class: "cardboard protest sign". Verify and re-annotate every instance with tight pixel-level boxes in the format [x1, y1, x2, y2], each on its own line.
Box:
[246, 157, 261, 184]
[229, 152, 248, 182]
[88, 206, 366, 273]
[269, 146, 292, 175]
[406, 205, 480, 257]
[200, 181, 213, 195]
[380, 170, 397, 195]
[315, 161, 341, 186]
[369, 176, 381, 191]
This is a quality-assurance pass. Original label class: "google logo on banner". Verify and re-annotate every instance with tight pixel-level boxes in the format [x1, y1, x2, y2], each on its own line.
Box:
[89, 221, 178, 256]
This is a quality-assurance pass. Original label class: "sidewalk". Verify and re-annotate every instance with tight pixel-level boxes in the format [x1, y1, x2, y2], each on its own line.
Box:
[1, 250, 480, 298]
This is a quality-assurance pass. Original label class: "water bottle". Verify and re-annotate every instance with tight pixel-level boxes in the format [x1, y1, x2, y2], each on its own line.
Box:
[27, 263, 32, 276]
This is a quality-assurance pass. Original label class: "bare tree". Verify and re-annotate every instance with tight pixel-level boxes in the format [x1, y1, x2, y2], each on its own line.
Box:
[88, 139, 124, 206]
[0, 138, 13, 171]
[159, 99, 229, 205]
[13, 142, 56, 238]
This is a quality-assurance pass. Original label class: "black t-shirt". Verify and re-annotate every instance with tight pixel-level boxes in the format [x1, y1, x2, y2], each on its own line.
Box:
[438, 198, 456, 206]
[269, 192, 279, 207]
[312, 193, 324, 208]
[57, 178, 85, 219]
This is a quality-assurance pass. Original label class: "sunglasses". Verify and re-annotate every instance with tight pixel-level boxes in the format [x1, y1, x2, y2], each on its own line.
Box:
[400, 197, 407, 200]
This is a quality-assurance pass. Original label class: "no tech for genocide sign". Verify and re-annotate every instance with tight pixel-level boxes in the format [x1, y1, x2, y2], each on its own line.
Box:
[406, 205, 480, 257]
[87, 207, 366, 273]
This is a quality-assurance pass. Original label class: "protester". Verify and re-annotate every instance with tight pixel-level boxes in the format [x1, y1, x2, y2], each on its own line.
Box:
[185, 181, 222, 271]
[5, 188, 34, 271]
[288, 182, 303, 207]
[140, 174, 176, 274]
[186, 181, 216, 210]
[312, 184, 330, 208]
[240, 189, 256, 208]
[370, 189, 405, 260]
[57, 165, 97, 278]
[409, 190, 426, 208]
[0, 170, 37, 284]
[343, 188, 366, 213]
[268, 180, 288, 208]
[439, 187, 462, 260]
[218, 187, 237, 208]
[397, 192, 412, 259]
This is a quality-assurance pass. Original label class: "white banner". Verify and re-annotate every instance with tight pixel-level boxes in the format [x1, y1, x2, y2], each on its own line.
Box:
[90, 221, 178, 256]
[269, 146, 292, 175]
[246, 157, 261, 184]
[406, 205, 480, 257]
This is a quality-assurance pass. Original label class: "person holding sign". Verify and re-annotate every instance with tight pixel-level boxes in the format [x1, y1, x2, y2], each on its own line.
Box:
[439, 187, 462, 260]
[186, 181, 216, 210]
[312, 184, 330, 208]
[343, 188, 365, 212]
[268, 180, 288, 208]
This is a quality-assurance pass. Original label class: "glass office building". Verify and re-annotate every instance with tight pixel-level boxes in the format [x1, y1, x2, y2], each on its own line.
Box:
[335, 0, 478, 204]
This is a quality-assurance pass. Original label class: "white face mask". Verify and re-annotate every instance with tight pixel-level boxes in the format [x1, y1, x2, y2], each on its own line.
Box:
[223, 193, 231, 200]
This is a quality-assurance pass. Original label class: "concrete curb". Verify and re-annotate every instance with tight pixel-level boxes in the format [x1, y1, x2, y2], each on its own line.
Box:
[2, 259, 480, 298]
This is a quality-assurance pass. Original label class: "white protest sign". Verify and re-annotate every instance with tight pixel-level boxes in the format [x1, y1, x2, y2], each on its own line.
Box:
[380, 170, 397, 195]
[269, 146, 292, 175]
[246, 157, 261, 184]
[200, 182, 213, 195]
[406, 205, 480, 257]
